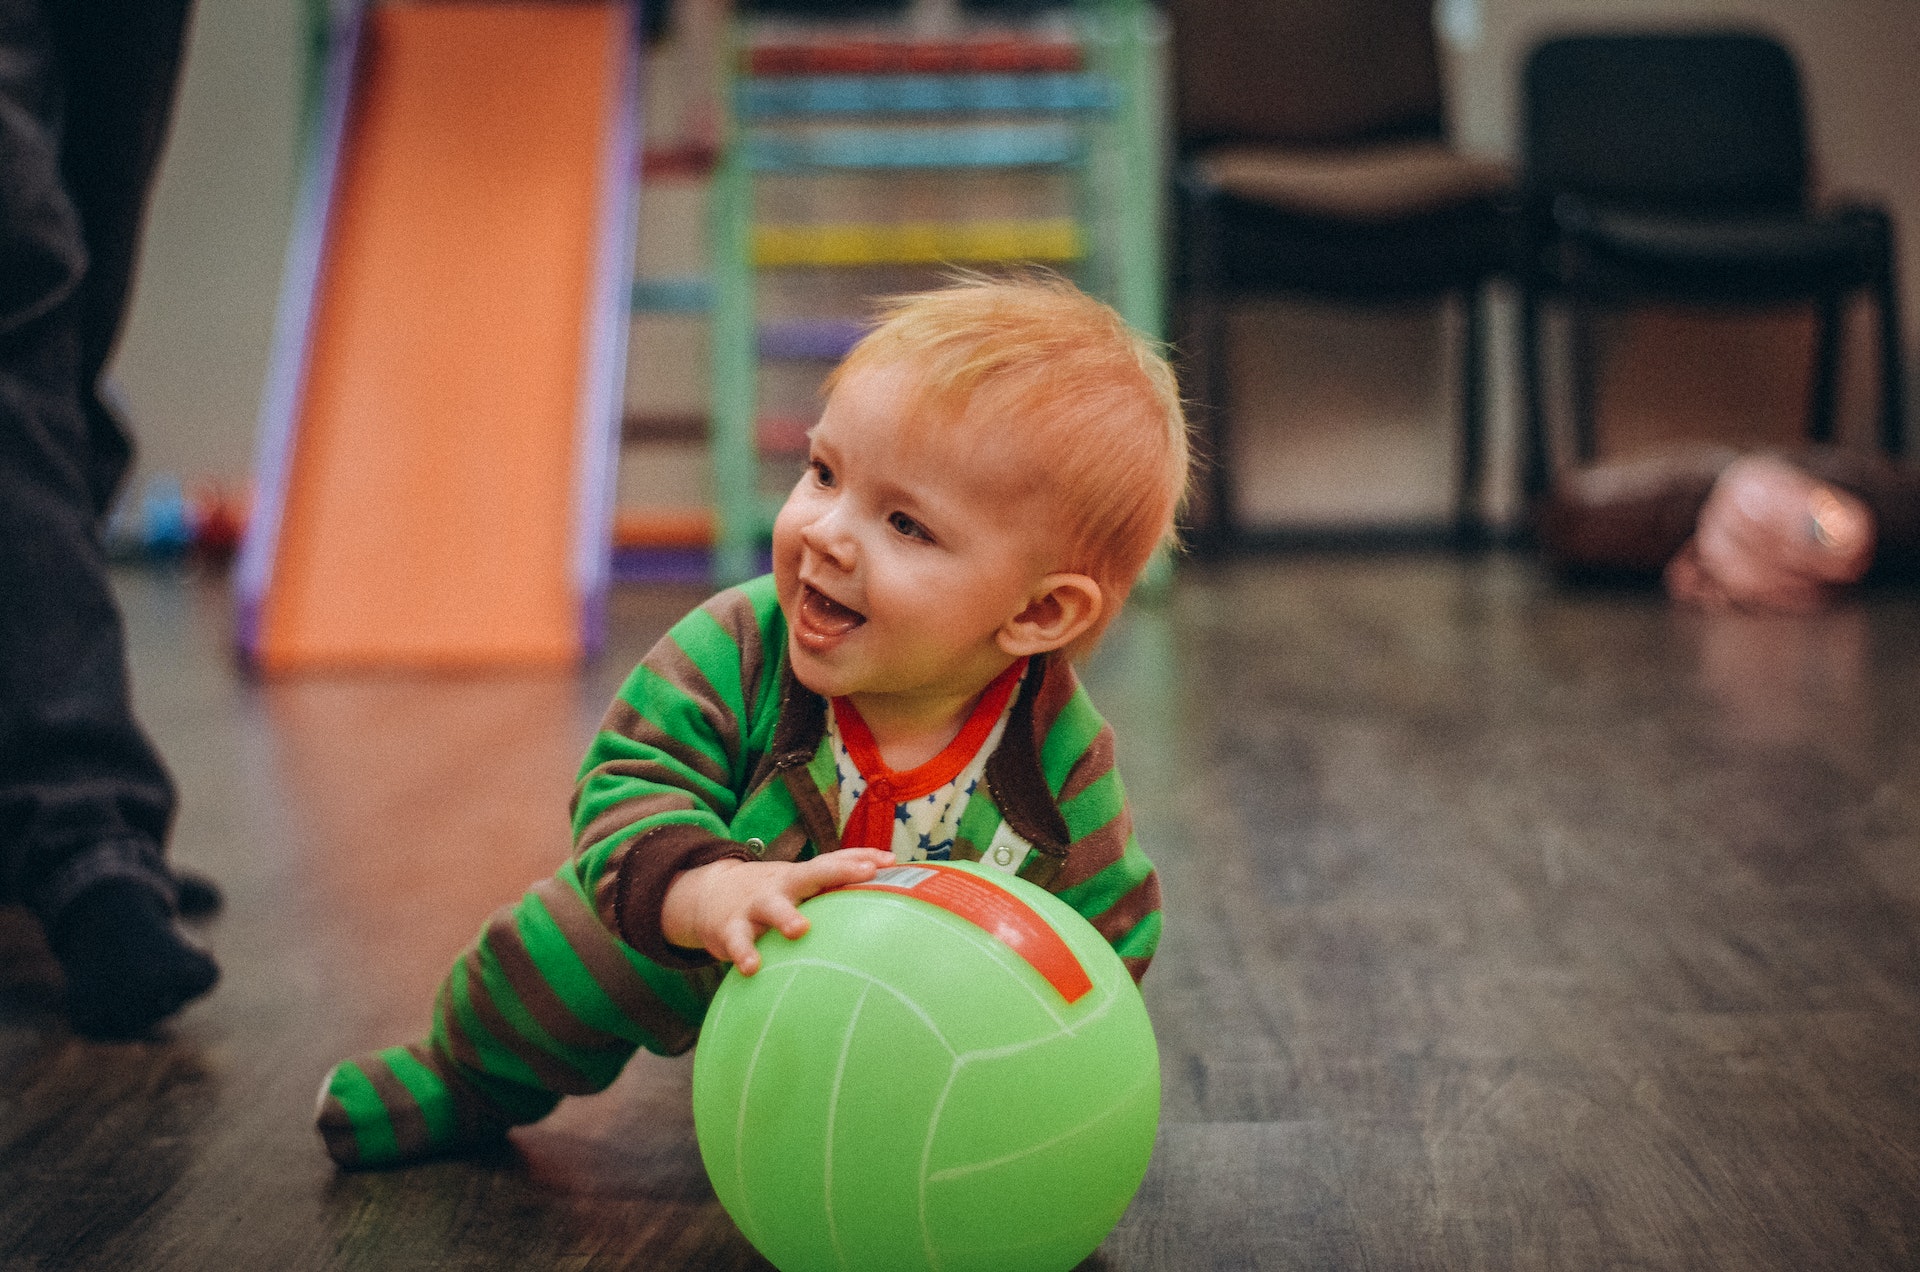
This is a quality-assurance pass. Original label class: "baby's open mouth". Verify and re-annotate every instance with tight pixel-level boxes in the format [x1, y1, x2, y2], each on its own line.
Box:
[801, 584, 865, 636]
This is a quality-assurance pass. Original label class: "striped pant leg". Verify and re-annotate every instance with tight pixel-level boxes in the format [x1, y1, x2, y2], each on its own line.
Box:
[316, 872, 722, 1168]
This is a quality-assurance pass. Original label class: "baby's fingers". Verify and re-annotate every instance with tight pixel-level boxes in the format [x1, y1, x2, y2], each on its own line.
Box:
[797, 848, 894, 894]
[720, 916, 763, 975]
[753, 892, 810, 942]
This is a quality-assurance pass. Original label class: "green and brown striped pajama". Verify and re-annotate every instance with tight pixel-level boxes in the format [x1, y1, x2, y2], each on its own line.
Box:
[316, 576, 1161, 1168]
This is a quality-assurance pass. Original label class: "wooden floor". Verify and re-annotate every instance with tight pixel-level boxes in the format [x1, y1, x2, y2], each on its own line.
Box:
[6, 555, 1920, 1270]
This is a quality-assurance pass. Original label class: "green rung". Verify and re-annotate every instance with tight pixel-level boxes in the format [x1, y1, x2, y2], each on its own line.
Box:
[1084, 0, 1174, 595]
[1097, 0, 1165, 342]
[708, 71, 760, 586]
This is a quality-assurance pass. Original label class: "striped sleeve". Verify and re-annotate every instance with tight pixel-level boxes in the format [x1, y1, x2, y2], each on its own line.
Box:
[567, 577, 785, 947]
[1040, 677, 1162, 983]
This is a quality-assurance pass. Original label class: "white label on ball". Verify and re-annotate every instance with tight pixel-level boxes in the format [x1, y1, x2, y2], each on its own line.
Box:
[871, 865, 938, 889]
[982, 823, 1032, 875]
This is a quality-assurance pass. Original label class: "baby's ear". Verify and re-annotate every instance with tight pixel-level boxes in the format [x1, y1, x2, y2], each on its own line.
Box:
[999, 575, 1103, 657]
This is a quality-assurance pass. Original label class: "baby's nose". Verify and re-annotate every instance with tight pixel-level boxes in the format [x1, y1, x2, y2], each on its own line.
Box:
[802, 512, 857, 565]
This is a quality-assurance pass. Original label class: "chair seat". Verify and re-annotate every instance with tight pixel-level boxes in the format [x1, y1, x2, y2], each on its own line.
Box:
[1556, 202, 1885, 300]
[1196, 140, 1510, 222]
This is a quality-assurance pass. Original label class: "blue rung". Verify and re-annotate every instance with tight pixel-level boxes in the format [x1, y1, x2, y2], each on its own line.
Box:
[746, 123, 1084, 171]
[758, 317, 867, 361]
[738, 72, 1116, 118]
[632, 276, 713, 313]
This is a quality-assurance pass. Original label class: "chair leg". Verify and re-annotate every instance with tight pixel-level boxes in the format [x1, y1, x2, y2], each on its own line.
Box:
[1454, 284, 1486, 546]
[1184, 192, 1238, 555]
[1569, 298, 1601, 464]
[1876, 234, 1907, 457]
[1520, 284, 1551, 507]
[1195, 285, 1237, 554]
[1807, 292, 1841, 446]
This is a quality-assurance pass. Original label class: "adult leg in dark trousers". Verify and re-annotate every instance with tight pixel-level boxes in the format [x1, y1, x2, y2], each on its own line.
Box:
[0, 0, 218, 1037]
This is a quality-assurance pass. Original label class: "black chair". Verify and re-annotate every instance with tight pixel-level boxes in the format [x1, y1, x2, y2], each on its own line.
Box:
[1167, 0, 1511, 552]
[1517, 30, 1906, 504]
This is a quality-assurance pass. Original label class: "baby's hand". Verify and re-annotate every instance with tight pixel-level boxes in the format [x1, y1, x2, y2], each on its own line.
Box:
[661, 849, 895, 974]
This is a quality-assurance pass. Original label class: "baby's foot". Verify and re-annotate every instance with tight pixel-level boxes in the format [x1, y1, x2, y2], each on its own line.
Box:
[1669, 455, 1876, 613]
[317, 1044, 518, 1168]
[50, 879, 219, 1039]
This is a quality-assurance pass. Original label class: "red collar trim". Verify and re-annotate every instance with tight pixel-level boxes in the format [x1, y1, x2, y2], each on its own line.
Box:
[832, 657, 1028, 850]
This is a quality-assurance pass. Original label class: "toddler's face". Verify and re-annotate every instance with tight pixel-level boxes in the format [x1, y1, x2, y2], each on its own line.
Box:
[771, 362, 1057, 717]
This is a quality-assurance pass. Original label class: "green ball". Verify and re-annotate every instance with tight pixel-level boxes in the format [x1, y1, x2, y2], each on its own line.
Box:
[691, 860, 1159, 1272]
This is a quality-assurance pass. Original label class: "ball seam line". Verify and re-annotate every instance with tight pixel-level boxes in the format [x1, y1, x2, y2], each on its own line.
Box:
[822, 981, 871, 1272]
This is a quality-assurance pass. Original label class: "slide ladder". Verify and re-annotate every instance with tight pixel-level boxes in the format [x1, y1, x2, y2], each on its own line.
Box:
[701, 0, 1166, 583]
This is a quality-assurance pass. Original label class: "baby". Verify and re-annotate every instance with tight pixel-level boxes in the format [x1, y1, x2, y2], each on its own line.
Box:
[316, 274, 1188, 1167]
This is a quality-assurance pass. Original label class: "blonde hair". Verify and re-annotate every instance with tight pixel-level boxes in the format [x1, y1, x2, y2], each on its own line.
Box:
[824, 272, 1189, 651]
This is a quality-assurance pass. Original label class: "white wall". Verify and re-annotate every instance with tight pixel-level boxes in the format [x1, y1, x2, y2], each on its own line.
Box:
[108, 0, 304, 491]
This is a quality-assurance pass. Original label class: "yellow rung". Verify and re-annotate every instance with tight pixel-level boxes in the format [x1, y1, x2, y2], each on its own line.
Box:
[753, 218, 1084, 267]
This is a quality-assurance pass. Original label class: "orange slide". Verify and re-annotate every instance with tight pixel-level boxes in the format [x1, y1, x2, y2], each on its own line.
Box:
[236, 2, 638, 671]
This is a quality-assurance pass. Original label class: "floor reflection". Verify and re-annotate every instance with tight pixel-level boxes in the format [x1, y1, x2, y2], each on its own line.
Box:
[1688, 605, 1870, 753]
[259, 673, 597, 1027]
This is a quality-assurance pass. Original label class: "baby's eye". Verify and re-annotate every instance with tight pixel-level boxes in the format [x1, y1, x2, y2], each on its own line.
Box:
[810, 459, 835, 488]
[888, 511, 933, 543]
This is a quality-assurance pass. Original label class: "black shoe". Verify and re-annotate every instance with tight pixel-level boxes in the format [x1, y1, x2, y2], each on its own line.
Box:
[50, 879, 219, 1039]
[174, 869, 224, 919]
